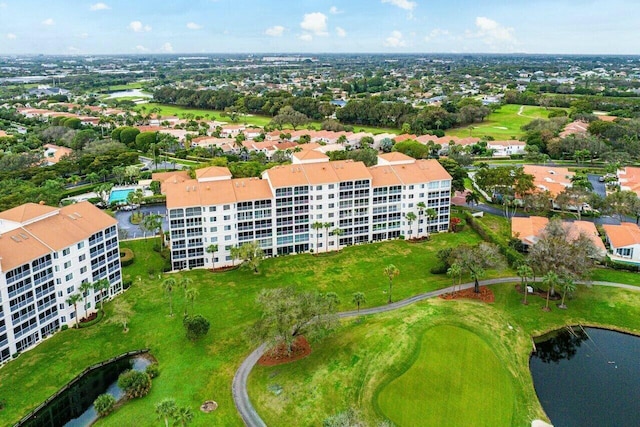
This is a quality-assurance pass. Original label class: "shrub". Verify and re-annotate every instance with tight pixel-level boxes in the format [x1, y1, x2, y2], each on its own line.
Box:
[122, 280, 132, 290]
[462, 211, 524, 267]
[145, 363, 160, 379]
[78, 310, 104, 328]
[94, 393, 116, 417]
[61, 324, 69, 331]
[117, 370, 152, 399]
[429, 263, 449, 275]
[183, 314, 211, 341]
[120, 248, 135, 267]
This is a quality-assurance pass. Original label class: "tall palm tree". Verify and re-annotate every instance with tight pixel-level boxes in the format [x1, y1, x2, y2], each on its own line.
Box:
[383, 264, 400, 304]
[331, 228, 344, 249]
[558, 277, 576, 309]
[541, 271, 559, 312]
[425, 208, 438, 239]
[184, 288, 199, 315]
[155, 398, 177, 427]
[311, 221, 323, 254]
[92, 279, 111, 312]
[447, 263, 462, 294]
[323, 222, 332, 253]
[465, 192, 480, 206]
[404, 212, 417, 239]
[416, 202, 426, 237]
[517, 264, 534, 305]
[206, 244, 218, 270]
[66, 293, 82, 328]
[79, 282, 93, 318]
[230, 246, 241, 267]
[352, 292, 366, 313]
[162, 278, 177, 316]
[179, 277, 193, 290]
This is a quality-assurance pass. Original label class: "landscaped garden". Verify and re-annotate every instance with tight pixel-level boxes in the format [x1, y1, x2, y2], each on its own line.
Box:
[1, 217, 639, 426]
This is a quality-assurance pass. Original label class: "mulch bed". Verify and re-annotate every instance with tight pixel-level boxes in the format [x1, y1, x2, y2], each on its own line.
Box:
[258, 336, 312, 366]
[209, 265, 239, 273]
[440, 286, 495, 303]
[79, 312, 98, 323]
[406, 236, 431, 243]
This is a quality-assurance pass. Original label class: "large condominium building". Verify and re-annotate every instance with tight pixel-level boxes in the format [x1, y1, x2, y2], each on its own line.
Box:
[0, 202, 122, 361]
[161, 152, 452, 271]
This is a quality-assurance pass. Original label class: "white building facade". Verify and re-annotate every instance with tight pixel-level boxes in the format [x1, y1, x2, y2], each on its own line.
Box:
[0, 202, 122, 361]
[163, 153, 452, 271]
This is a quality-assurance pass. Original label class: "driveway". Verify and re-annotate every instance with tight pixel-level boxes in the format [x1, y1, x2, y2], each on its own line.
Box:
[115, 204, 168, 239]
[588, 174, 606, 198]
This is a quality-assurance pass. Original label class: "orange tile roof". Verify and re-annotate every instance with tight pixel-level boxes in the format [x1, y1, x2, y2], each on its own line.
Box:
[378, 152, 414, 163]
[0, 202, 117, 271]
[164, 177, 273, 208]
[152, 170, 191, 183]
[523, 165, 574, 197]
[330, 160, 371, 182]
[617, 167, 640, 196]
[263, 165, 314, 188]
[511, 216, 549, 245]
[603, 223, 640, 248]
[195, 166, 233, 181]
[382, 159, 452, 185]
[43, 144, 73, 164]
[292, 150, 329, 162]
[567, 220, 606, 253]
[369, 165, 402, 187]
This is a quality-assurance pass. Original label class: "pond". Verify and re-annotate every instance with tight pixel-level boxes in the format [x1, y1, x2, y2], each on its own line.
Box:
[530, 327, 640, 427]
[16, 351, 151, 427]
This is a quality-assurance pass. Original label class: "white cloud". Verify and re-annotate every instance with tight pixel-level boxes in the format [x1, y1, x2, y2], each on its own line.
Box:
[128, 21, 152, 32]
[384, 30, 405, 47]
[79, 32, 89, 39]
[424, 28, 449, 42]
[160, 42, 174, 53]
[186, 22, 202, 30]
[42, 18, 55, 26]
[336, 27, 347, 38]
[265, 25, 285, 37]
[381, 0, 417, 11]
[299, 34, 313, 42]
[0, 3, 7, 8]
[6, 33, 16, 40]
[135, 45, 149, 52]
[300, 12, 328, 36]
[89, 2, 110, 11]
[329, 6, 342, 14]
[467, 17, 517, 50]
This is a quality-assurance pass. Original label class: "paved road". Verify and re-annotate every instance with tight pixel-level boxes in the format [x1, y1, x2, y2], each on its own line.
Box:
[115, 205, 168, 239]
[231, 278, 640, 426]
[140, 156, 186, 171]
[588, 173, 606, 198]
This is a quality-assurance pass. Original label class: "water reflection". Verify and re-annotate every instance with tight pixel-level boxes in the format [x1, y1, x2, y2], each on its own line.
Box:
[533, 327, 587, 364]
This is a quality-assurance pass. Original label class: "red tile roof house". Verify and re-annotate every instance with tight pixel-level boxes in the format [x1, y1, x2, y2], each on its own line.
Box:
[512, 216, 606, 256]
[602, 222, 640, 263]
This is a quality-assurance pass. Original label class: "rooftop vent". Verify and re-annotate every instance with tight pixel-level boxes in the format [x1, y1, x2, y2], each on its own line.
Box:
[19, 233, 29, 239]
[74, 212, 83, 218]
[11, 235, 21, 242]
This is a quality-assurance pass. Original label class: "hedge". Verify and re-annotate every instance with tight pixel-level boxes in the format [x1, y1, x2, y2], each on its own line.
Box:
[604, 257, 640, 272]
[120, 248, 135, 266]
[78, 310, 104, 328]
[462, 211, 524, 267]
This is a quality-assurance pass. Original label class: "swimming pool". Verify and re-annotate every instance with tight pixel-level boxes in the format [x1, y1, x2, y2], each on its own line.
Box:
[109, 189, 135, 204]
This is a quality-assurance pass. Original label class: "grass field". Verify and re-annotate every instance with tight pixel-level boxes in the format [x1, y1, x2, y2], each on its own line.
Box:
[446, 105, 563, 140]
[377, 325, 515, 426]
[248, 276, 640, 426]
[141, 103, 400, 135]
[0, 230, 490, 426]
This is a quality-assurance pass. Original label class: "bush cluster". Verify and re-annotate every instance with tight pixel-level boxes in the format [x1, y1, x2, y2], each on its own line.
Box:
[119, 248, 135, 267]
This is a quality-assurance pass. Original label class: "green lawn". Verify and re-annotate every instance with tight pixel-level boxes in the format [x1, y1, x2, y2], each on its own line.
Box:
[377, 325, 514, 427]
[141, 103, 400, 135]
[446, 105, 563, 140]
[248, 277, 640, 426]
[0, 230, 487, 426]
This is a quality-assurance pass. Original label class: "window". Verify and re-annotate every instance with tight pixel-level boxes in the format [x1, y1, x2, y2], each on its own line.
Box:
[79, 254, 86, 262]
[317, 195, 323, 200]
[316, 205, 322, 210]
[77, 242, 84, 249]
[317, 214, 323, 219]
[329, 213, 334, 218]
[80, 266, 87, 274]
[329, 194, 335, 199]
[225, 245, 232, 251]
[224, 215, 231, 221]
[329, 203, 335, 208]
[209, 206, 216, 212]
[210, 217, 217, 222]
[210, 227, 217, 233]
[329, 184, 335, 189]
[66, 286, 74, 294]
[225, 235, 232, 241]
[224, 205, 230, 210]
[64, 261, 71, 269]
[65, 274, 73, 281]
[224, 225, 231, 231]
[62, 248, 70, 256]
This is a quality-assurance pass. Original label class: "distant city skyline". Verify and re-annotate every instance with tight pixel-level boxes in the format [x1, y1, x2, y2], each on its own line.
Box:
[1, 0, 639, 55]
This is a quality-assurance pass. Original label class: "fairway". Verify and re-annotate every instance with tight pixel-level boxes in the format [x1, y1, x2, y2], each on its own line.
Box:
[377, 325, 514, 427]
[445, 105, 563, 140]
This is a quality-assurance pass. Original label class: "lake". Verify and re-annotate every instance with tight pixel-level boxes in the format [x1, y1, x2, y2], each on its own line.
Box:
[530, 327, 640, 427]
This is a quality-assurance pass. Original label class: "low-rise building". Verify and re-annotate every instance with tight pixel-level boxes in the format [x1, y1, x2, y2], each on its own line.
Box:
[602, 222, 640, 262]
[0, 202, 122, 361]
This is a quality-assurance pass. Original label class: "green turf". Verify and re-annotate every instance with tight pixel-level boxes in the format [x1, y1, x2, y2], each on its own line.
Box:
[445, 105, 564, 140]
[377, 325, 514, 427]
[141, 103, 400, 135]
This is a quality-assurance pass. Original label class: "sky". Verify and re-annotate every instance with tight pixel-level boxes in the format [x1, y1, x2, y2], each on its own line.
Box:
[0, 0, 639, 55]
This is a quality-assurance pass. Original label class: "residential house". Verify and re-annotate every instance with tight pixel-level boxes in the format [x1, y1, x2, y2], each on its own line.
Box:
[602, 223, 640, 262]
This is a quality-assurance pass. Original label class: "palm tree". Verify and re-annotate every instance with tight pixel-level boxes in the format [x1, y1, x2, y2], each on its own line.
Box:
[230, 246, 241, 267]
[425, 208, 438, 239]
[465, 192, 480, 206]
[416, 201, 426, 232]
[92, 279, 111, 312]
[184, 288, 199, 315]
[179, 277, 193, 290]
[66, 293, 82, 328]
[323, 222, 332, 253]
[79, 282, 93, 318]
[558, 277, 576, 309]
[541, 271, 559, 312]
[331, 228, 344, 249]
[404, 212, 417, 239]
[447, 263, 462, 294]
[206, 244, 218, 270]
[383, 264, 400, 304]
[162, 278, 177, 316]
[517, 264, 534, 305]
[155, 398, 177, 427]
[311, 221, 323, 254]
[352, 292, 366, 313]
[173, 406, 194, 426]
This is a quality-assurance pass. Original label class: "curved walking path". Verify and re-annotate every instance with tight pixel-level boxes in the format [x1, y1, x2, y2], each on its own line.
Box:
[231, 278, 639, 426]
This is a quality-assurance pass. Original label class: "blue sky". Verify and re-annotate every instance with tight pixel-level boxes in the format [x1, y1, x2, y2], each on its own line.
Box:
[1, 0, 638, 55]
